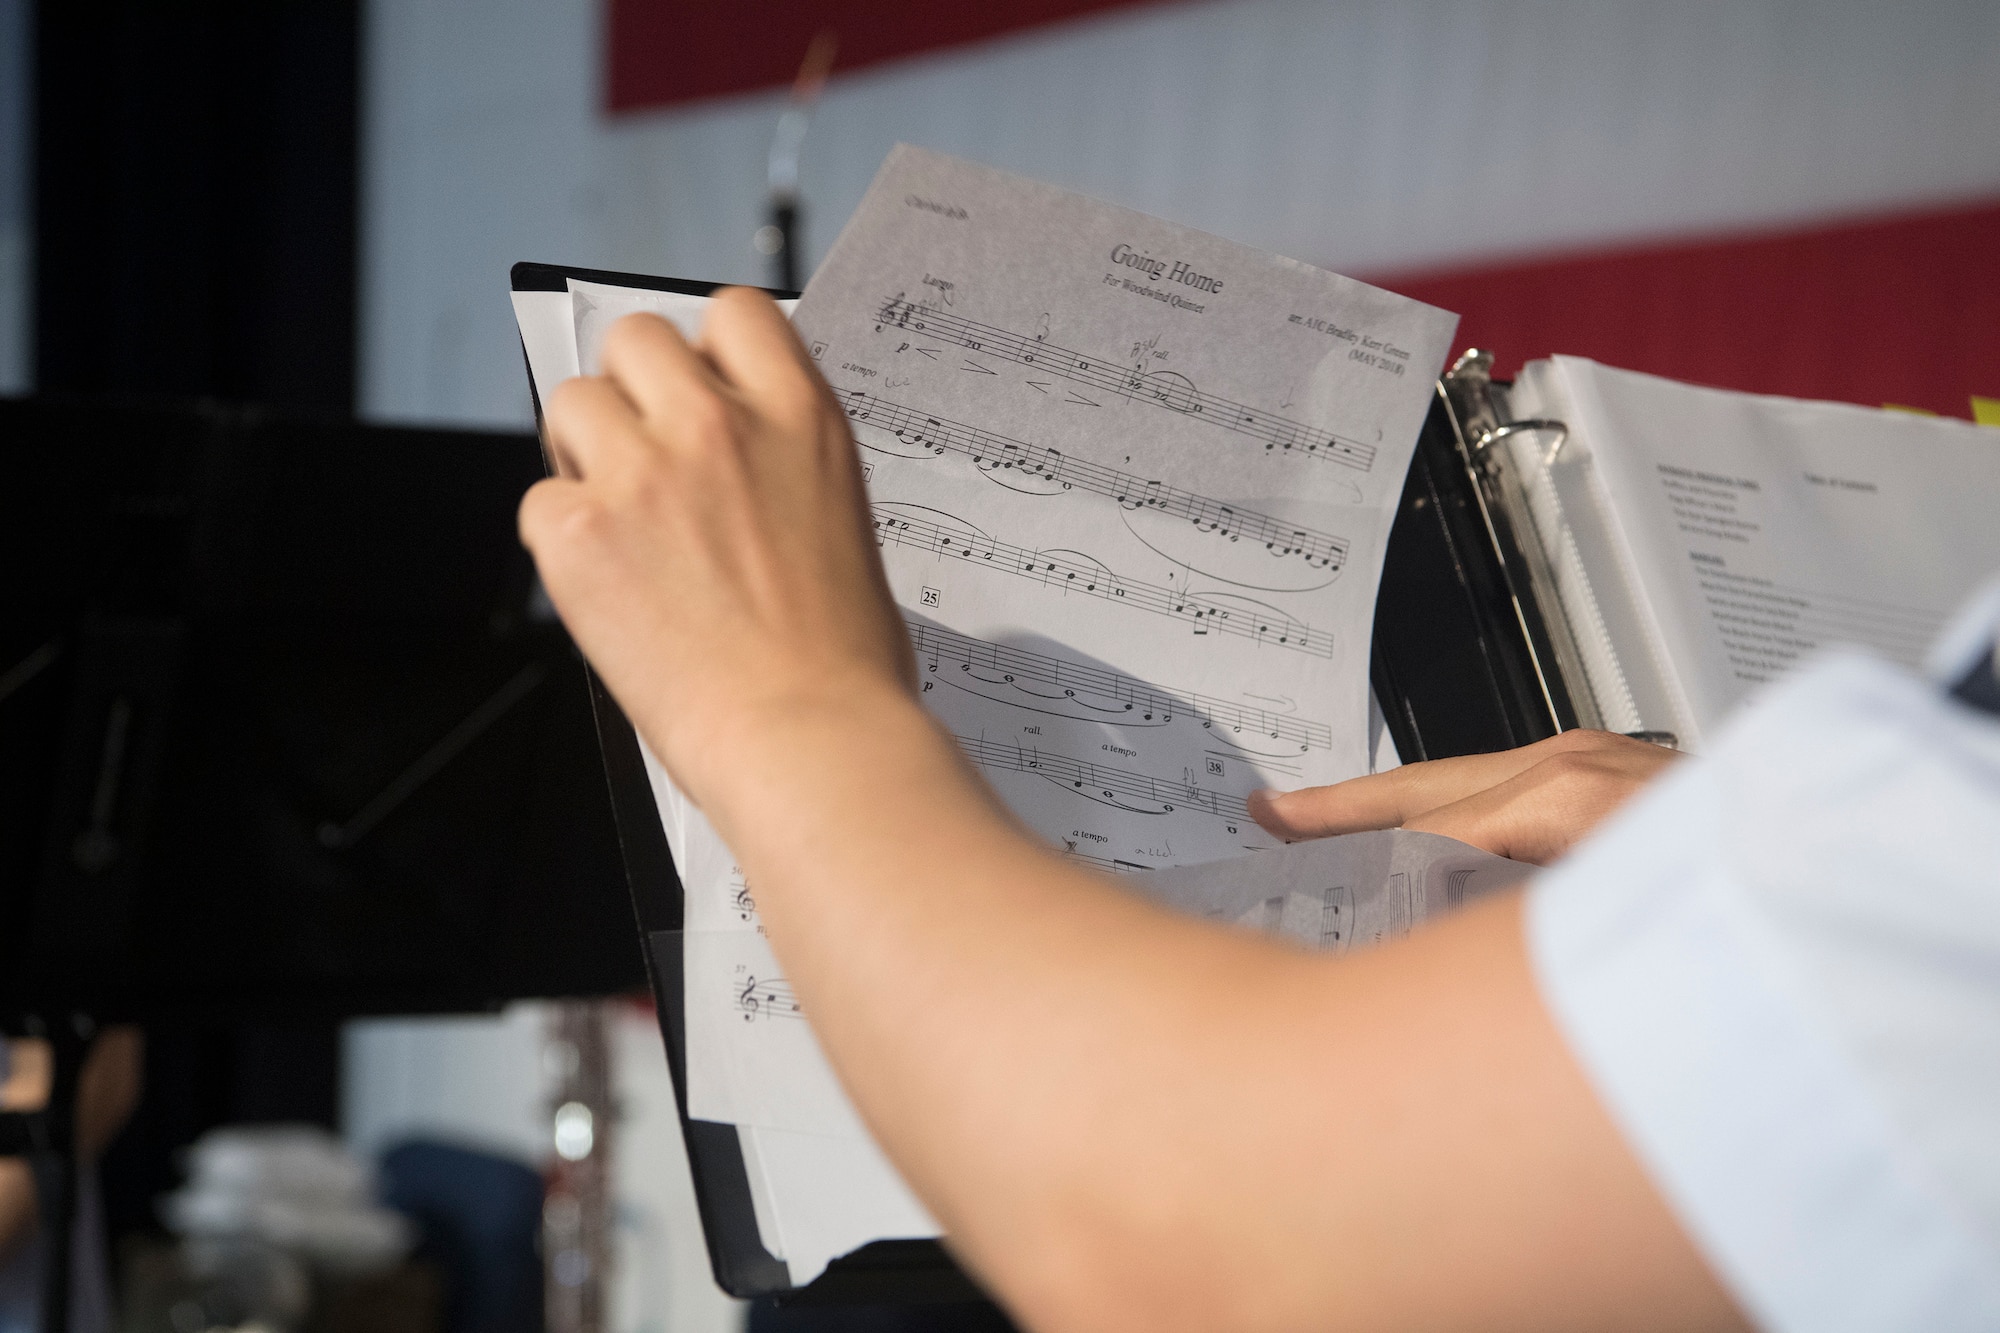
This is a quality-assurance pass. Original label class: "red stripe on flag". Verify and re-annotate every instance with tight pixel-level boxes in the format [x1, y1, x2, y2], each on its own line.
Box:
[607, 0, 1163, 112]
[1373, 198, 2000, 419]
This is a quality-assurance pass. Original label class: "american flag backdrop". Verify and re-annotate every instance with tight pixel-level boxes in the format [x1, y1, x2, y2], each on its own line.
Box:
[361, 0, 2000, 427]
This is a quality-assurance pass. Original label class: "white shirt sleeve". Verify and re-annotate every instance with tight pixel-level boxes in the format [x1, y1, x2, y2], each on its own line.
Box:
[1526, 614, 2000, 1331]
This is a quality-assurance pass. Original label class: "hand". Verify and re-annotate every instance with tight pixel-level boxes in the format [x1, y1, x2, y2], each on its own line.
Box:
[518, 290, 916, 804]
[1248, 729, 1680, 865]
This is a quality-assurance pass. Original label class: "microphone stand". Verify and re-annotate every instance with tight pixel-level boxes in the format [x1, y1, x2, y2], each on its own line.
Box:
[760, 31, 838, 292]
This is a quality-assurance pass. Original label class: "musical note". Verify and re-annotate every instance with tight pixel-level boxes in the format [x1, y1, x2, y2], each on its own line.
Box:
[874, 507, 1336, 657]
[846, 391, 1350, 571]
[1058, 845, 1180, 875]
[873, 299, 1377, 471]
[954, 733, 1251, 821]
[904, 619, 1332, 751]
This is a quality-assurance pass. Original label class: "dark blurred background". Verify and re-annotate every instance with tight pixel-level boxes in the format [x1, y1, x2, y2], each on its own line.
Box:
[5, 6, 652, 1332]
[17, 0, 368, 1244]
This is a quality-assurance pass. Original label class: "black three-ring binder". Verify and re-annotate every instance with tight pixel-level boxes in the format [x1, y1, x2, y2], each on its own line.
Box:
[512, 263, 1581, 1304]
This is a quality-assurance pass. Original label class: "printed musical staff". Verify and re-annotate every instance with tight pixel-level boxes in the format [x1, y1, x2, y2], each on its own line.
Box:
[875, 298, 1377, 472]
[907, 620, 1332, 751]
[874, 508, 1335, 657]
[735, 975, 803, 1022]
[729, 869, 758, 926]
[1060, 847, 1156, 875]
[846, 390, 1349, 571]
[956, 733, 1251, 822]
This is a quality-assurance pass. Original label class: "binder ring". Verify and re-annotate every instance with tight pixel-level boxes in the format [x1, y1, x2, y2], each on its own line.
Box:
[1475, 418, 1569, 466]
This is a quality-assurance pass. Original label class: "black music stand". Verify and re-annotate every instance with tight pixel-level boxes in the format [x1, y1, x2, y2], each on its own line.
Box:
[0, 396, 649, 1332]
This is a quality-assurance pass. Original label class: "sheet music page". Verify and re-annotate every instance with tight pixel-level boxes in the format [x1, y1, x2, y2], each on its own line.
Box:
[741, 1125, 941, 1287]
[1514, 357, 2000, 747]
[806, 147, 1453, 810]
[645, 148, 1455, 1139]
[576, 150, 1455, 1139]
[538, 150, 1456, 1277]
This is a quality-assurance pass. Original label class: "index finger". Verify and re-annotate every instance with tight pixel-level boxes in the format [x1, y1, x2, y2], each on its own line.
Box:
[1248, 746, 1553, 840]
[1250, 731, 1669, 841]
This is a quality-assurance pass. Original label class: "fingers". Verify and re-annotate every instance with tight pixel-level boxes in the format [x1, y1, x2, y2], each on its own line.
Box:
[598, 311, 731, 433]
[517, 475, 596, 565]
[1401, 771, 1580, 865]
[590, 295, 831, 476]
[1248, 730, 1678, 857]
[1248, 745, 1554, 840]
[1403, 747, 1653, 865]
[699, 287, 825, 414]
[544, 375, 655, 481]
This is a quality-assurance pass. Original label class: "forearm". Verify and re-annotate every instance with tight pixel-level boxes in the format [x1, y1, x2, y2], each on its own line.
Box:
[697, 690, 1198, 1196]
[695, 687, 1301, 1314]
[527, 296, 1743, 1333]
[690, 694, 1725, 1333]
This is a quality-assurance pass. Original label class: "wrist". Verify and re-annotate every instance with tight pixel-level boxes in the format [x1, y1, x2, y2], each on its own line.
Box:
[642, 670, 932, 814]
[700, 678, 1018, 907]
